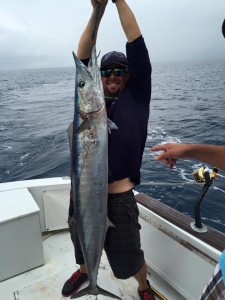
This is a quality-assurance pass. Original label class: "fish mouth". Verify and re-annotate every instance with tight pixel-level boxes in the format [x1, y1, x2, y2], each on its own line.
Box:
[79, 105, 105, 119]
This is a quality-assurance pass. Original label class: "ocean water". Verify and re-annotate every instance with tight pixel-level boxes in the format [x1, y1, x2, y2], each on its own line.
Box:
[1, 60, 225, 233]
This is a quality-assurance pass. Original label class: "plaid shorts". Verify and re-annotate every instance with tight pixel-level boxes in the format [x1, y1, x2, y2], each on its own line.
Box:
[200, 264, 225, 300]
[68, 189, 145, 279]
[104, 189, 145, 279]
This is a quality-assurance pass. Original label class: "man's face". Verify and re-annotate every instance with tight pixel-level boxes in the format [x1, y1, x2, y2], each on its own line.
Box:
[100, 64, 129, 97]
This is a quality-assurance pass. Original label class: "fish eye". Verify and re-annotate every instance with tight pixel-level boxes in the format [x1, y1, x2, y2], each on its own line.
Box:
[79, 80, 85, 88]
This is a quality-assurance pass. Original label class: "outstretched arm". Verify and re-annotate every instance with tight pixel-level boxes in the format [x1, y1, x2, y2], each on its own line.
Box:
[151, 143, 225, 170]
[114, 0, 141, 42]
[77, 0, 108, 60]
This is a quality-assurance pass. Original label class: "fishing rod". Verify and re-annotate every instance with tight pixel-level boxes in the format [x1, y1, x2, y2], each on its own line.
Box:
[141, 167, 219, 232]
[191, 166, 218, 232]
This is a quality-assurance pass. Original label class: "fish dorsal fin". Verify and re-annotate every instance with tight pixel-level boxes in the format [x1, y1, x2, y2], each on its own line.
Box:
[67, 122, 73, 151]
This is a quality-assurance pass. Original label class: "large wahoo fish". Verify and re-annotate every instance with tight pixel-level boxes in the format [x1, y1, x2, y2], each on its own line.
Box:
[70, 47, 120, 300]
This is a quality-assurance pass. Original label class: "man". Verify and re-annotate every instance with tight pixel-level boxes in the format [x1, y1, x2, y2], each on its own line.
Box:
[62, 1, 154, 299]
[151, 18, 225, 300]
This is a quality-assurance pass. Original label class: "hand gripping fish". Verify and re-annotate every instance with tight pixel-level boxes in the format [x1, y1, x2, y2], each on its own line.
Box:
[69, 47, 121, 300]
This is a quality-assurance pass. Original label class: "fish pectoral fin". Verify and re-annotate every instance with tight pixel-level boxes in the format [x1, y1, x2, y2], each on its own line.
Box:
[76, 119, 91, 134]
[107, 118, 118, 134]
[70, 285, 122, 300]
[107, 218, 116, 228]
[68, 118, 93, 139]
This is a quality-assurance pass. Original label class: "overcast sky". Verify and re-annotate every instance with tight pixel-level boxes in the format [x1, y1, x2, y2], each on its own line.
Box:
[0, 0, 225, 70]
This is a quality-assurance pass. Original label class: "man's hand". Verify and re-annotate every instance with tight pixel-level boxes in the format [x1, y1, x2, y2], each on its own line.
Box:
[150, 143, 188, 169]
[91, 0, 108, 8]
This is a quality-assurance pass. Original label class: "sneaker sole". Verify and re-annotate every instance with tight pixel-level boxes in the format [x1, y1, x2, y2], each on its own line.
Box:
[62, 279, 89, 297]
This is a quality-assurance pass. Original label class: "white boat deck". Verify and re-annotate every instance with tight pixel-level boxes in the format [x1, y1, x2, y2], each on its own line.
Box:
[0, 230, 185, 300]
[1, 178, 221, 300]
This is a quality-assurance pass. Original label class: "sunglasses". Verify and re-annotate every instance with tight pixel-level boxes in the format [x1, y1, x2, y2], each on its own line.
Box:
[100, 68, 127, 78]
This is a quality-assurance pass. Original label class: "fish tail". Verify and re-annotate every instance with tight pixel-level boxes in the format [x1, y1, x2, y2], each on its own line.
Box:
[70, 284, 122, 299]
[97, 285, 122, 299]
[70, 286, 90, 299]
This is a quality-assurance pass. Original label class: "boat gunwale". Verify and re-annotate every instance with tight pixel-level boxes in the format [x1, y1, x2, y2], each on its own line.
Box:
[135, 192, 225, 252]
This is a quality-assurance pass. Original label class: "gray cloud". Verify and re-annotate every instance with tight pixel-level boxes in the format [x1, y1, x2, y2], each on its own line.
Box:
[0, 0, 224, 70]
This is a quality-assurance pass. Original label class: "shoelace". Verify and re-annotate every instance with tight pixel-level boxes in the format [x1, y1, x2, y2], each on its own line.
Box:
[69, 272, 82, 284]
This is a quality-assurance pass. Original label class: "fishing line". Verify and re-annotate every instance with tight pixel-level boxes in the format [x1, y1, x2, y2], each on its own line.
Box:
[141, 181, 198, 186]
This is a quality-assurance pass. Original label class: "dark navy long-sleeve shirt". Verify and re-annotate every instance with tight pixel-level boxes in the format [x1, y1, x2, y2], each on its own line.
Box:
[107, 36, 152, 185]
[81, 36, 152, 186]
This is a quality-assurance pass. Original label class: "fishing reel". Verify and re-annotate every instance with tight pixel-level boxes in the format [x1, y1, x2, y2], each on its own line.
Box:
[191, 166, 218, 233]
[193, 166, 218, 184]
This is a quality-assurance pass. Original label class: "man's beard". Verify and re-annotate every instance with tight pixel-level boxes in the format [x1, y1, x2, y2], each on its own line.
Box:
[104, 89, 120, 98]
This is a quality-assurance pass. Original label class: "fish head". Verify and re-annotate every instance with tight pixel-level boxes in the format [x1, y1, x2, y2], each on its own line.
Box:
[73, 52, 104, 115]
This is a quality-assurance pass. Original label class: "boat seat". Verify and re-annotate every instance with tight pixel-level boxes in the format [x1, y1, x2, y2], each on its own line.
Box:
[0, 188, 44, 281]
